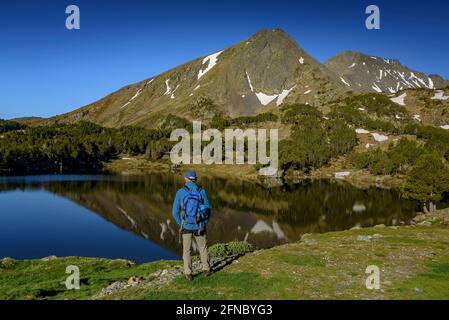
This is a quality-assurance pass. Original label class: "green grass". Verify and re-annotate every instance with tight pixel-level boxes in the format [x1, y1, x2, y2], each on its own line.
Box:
[2, 214, 449, 300]
[0, 257, 180, 300]
[279, 254, 325, 267]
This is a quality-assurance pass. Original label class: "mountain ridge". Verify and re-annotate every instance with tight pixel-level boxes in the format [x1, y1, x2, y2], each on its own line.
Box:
[38, 29, 448, 128]
[325, 50, 449, 93]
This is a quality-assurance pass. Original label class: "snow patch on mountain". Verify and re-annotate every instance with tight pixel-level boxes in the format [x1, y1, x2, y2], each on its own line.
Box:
[356, 129, 370, 134]
[255, 92, 278, 106]
[164, 79, 172, 95]
[371, 133, 389, 142]
[131, 89, 142, 99]
[170, 84, 180, 99]
[391, 93, 407, 106]
[198, 51, 223, 80]
[340, 77, 350, 87]
[120, 89, 142, 109]
[246, 72, 254, 92]
[372, 82, 382, 93]
[276, 86, 297, 106]
[246, 72, 295, 106]
[299, 57, 304, 64]
[432, 90, 449, 100]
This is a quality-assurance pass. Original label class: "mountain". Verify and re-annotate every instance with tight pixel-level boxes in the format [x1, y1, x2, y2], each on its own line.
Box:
[43, 29, 345, 128]
[11, 117, 43, 124]
[325, 51, 449, 94]
[40, 30, 449, 129]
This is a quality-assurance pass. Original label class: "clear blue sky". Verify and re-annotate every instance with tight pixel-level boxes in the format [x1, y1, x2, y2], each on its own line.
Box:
[1, 0, 448, 119]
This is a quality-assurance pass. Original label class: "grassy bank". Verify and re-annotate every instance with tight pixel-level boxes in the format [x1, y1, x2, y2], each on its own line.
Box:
[1, 210, 448, 300]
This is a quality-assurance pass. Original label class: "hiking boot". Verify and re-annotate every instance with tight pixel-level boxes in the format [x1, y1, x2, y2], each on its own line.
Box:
[204, 270, 212, 277]
[185, 274, 193, 281]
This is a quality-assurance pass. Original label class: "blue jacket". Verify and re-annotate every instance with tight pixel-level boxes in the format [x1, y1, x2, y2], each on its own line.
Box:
[172, 181, 211, 231]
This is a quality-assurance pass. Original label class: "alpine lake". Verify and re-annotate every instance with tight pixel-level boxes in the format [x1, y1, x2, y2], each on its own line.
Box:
[0, 174, 424, 263]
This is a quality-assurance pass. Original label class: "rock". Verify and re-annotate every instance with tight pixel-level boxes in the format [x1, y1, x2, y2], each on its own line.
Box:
[300, 233, 312, 241]
[417, 221, 432, 227]
[41, 255, 57, 261]
[160, 269, 170, 277]
[259, 167, 279, 177]
[0, 257, 16, 269]
[95, 281, 129, 298]
[357, 234, 383, 242]
[414, 287, 422, 293]
[114, 259, 135, 267]
[357, 235, 373, 242]
[302, 238, 317, 245]
[335, 172, 350, 180]
[1, 257, 14, 262]
[127, 276, 140, 286]
[350, 226, 362, 230]
[93, 255, 242, 299]
[374, 224, 386, 228]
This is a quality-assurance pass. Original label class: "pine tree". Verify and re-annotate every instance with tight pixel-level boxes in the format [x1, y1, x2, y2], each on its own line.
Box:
[402, 153, 449, 212]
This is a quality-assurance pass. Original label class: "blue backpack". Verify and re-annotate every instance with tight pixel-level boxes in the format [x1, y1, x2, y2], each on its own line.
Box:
[181, 185, 208, 225]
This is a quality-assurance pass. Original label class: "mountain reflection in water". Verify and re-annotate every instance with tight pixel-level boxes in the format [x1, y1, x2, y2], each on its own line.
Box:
[0, 174, 420, 261]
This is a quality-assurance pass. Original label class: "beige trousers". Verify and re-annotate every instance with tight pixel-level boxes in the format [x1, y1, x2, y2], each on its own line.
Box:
[182, 233, 210, 275]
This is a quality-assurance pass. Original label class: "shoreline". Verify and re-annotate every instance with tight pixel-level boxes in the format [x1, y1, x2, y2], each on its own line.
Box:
[2, 208, 448, 300]
[104, 157, 405, 190]
[1, 155, 406, 191]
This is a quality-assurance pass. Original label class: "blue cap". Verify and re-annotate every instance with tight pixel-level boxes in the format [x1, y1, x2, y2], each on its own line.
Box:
[184, 170, 197, 180]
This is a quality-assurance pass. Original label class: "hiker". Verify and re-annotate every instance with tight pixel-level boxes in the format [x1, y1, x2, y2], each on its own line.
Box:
[172, 170, 212, 280]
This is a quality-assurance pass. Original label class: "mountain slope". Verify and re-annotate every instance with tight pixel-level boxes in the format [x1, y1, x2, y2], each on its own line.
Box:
[41, 31, 449, 129]
[325, 51, 449, 94]
[44, 29, 345, 128]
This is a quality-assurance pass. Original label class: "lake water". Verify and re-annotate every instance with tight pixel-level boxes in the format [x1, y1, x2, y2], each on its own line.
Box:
[0, 174, 421, 263]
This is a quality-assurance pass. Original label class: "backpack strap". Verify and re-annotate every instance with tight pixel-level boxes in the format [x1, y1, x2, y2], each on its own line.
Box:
[181, 185, 190, 222]
[197, 186, 204, 204]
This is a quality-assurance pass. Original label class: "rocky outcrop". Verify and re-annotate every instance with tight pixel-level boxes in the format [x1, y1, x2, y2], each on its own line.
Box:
[92, 255, 239, 299]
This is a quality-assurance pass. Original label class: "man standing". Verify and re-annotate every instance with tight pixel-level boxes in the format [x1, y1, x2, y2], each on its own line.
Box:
[172, 171, 211, 280]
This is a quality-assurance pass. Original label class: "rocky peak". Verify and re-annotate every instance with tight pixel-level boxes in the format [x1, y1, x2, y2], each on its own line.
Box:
[325, 51, 448, 93]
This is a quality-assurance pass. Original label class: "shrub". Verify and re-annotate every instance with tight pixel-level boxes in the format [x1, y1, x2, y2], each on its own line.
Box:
[0, 119, 26, 134]
[350, 139, 426, 175]
[232, 113, 278, 126]
[208, 241, 254, 258]
[281, 104, 322, 124]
